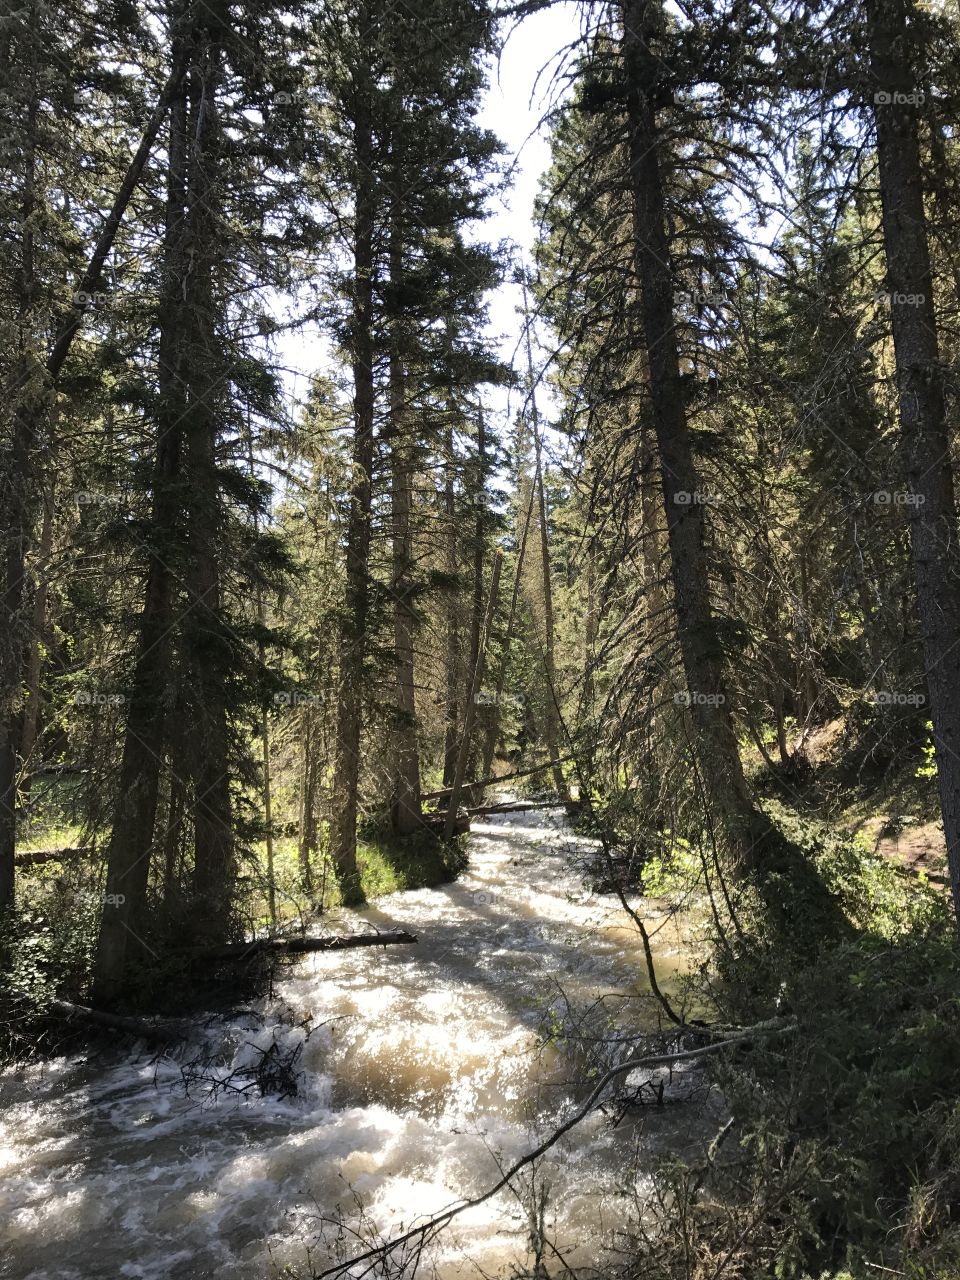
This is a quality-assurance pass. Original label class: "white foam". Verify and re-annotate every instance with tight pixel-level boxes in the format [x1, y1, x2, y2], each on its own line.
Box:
[1, 805, 694, 1278]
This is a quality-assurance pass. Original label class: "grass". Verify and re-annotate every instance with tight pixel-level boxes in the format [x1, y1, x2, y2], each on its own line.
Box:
[356, 826, 466, 897]
[242, 821, 467, 933]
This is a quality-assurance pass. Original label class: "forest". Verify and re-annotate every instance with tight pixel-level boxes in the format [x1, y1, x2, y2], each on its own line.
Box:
[3, 0, 960, 1275]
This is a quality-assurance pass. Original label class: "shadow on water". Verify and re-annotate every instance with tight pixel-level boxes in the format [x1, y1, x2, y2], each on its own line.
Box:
[0, 806, 702, 1280]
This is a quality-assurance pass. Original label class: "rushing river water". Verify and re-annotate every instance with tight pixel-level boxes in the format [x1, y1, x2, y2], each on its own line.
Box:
[1, 806, 717, 1279]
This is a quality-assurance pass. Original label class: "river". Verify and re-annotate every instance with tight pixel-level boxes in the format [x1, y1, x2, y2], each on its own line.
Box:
[1, 806, 717, 1279]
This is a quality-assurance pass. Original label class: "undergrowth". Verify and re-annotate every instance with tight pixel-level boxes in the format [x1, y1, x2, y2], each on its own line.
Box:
[612, 804, 960, 1280]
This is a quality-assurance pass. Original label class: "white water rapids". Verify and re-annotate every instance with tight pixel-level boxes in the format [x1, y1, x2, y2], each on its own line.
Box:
[1, 807, 718, 1279]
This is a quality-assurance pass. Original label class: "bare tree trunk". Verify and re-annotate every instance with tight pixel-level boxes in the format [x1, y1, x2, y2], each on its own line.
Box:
[622, 0, 756, 856]
[467, 411, 487, 686]
[162, 770, 184, 910]
[180, 40, 233, 945]
[19, 478, 54, 784]
[868, 0, 960, 926]
[534, 463, 569, 799]
[522, 283, 569, 800]
[442, 420, 460, 787]
[387, 226, 422, 834]
[479, 464, 537, 782]
[1, 57, 185, 915]
[0, 92, 37, 913]
[581, 530, 598, 731]
[445, 551, 502, 839]
[244, 420, 276, 925]
[93, 74, 190, 1000]
[330, 58, 376, 903]
[298, 711, 317, 893]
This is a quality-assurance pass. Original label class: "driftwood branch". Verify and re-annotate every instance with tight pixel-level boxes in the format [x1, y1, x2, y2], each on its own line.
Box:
[188, 930, 418, 962]
[312, 1019, 799, 1280]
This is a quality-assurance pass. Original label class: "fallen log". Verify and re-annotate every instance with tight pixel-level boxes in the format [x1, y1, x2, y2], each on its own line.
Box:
[15, 847, 89, 867]
[48, 999, 189, 1041]
[188, 930, 418, 962]
[421, 809, 470, 837]
[421, 755, 577, 802]
[467, 799, 574, 817]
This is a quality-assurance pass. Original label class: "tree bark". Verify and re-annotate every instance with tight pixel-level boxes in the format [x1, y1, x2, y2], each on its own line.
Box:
[0, 90, 37, 914]
[442, 419, 461, 786]
[868, 0, 960, 926]
[523, 287, 569, 802]
[330, 53, 376, 902]
[387, 224, 422, 834]
[622, 0, 756, 858]
[93, 69, 191, 1001]
[479, 467, 536, 782]
[1, 55, 186, 913]
[423, 754, 576, 801]
[298, 709, 317, 893]
[445, 550, 502, 839]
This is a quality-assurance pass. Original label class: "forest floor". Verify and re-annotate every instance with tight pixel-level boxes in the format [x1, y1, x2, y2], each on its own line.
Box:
[762, 715, 951, 889]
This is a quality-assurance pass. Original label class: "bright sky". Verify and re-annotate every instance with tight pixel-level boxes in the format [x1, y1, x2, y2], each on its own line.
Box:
[278, 4, 585, 429]
[477, 3, 584, 358]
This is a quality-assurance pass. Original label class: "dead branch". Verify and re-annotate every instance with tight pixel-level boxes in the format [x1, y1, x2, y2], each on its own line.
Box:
[421, 755, 577, 801]
[466, 799, 571, 817]
[48, 999, 189, 1041]
[312, 1018, 799, 1279]
[187, 930, 418, 962]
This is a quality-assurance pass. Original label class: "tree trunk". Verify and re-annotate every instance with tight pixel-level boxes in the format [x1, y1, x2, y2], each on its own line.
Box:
[387, 226, 422, 834]
[245, 420, 276, 924]
[868, 0, 960, 926]
[467, 411, 487, 684]
[330, 62, 376, 903]
[18, 477, 54, 784]
[298, 709, 317, 893]
[522, 282, 569, 800]
[445, 550, 502, 839]
[148, 35, 233, 947]
[442, 420, 460, 787]
[622, 0, 756, 856]
[534, 463, 568, 799]
[1, 56, 185, 916]
[162, 770, 184, 910]
[479, 466, 537, 782]
[0, 91, 37, 914]
[93, 69, 190, 1001]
